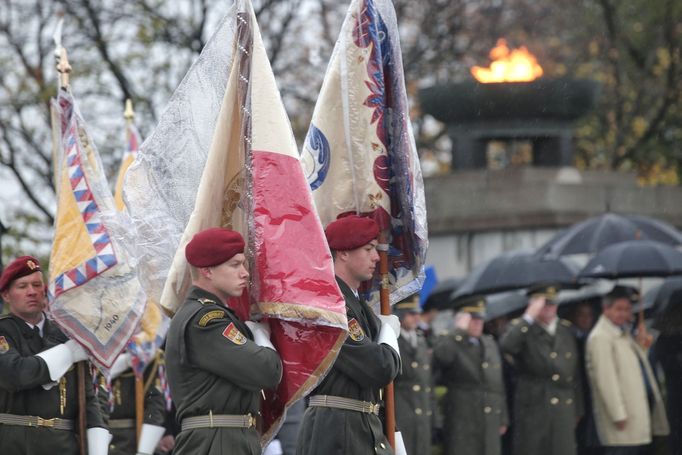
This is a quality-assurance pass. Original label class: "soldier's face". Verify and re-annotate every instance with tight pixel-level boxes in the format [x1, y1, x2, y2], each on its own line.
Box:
[603, 298, 632, 327]
[211, 253, 250, 298]
[400, 312, 420, 331]
[537, 302, 558, 325]
[468, 317, 484, 338]
[1, 272, 45, 323]
[345, 240, 380, 282]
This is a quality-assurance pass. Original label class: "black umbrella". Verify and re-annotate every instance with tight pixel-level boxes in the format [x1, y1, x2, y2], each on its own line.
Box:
[484, 291, 528, 321]
[451, 250, 580, 300]
[579, 240, 682, 279]
[423, 277, 463, 311]
[538, 213, 682, 257]
[642, 277, 682, 315]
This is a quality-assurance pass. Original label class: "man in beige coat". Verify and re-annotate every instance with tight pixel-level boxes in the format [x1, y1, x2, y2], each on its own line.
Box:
[586, 285, 669, 455]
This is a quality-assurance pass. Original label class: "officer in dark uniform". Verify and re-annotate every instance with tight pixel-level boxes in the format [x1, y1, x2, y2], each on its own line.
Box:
[99, 349, 167, 455]
[0, 255, 109, 455]
[393, 295, 432, 455]
[165, 228, 283, 455]
[296, 215, 401, 455]
[500, 284, 583, 455]
[434, 296, 508, 455]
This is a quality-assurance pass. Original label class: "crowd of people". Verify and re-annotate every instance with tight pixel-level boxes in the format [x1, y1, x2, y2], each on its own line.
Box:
[0, 215, 680, 455]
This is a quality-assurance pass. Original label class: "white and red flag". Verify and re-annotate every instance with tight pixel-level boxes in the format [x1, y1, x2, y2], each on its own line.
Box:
[124, 0, 347, 442]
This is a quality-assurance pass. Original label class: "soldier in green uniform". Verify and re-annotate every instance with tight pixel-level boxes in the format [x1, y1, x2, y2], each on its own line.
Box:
[500, 284, 583, 455]
[165, 228, 283, 455]
[297, 215, 401, 455]
[99, 349, 167, 455]
[434, 296, 508, 455]
[393, 295, 432, 455]
[0, 255, 110, 455]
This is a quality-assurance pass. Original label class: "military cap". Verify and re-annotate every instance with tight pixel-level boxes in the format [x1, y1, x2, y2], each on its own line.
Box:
[526, 283, 560, 302]
[393, 295, 422, 315]
[455, 295, 487, 318]
[185, 228, 245, 267]
[325, 215, 380, 251]
[0, 255, 42, 292]
[606, 284, 640, 302]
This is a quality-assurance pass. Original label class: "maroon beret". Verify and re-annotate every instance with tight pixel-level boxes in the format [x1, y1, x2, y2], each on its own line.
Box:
[0, 256, 42, 292]
[185, 228, 245, 267]
[325, 215, 380, 251]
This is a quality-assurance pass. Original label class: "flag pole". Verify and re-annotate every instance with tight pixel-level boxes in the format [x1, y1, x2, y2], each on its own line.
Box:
[378, 233, 396, 448]
[123, 98, 145, 443]
[57, 45, 87, 455]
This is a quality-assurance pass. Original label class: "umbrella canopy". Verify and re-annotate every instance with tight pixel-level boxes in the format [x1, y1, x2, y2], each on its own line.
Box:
[538, 213, 682, 257]
[484, 291, 528, 321]
[642, 277, 682, 315]
[423, 277, 463, 311]
[451, 250, 580, 300]
[579, 240, 682, 279]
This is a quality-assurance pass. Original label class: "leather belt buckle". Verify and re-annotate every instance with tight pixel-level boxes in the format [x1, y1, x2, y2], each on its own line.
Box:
[37, 417, 56, 428]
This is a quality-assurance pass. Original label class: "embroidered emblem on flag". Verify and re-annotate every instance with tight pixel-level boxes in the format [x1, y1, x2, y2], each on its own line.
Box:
[222, 322, 247, 345]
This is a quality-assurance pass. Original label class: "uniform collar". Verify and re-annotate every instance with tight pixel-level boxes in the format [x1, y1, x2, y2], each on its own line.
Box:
[24, 315, 46, 338]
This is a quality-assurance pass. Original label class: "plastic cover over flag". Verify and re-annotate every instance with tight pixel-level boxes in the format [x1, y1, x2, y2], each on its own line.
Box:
[123, 0, 347, 443]
[114, 116, 170, 384]
[301, 0, 428, 307]
[48, 88, 145, 372]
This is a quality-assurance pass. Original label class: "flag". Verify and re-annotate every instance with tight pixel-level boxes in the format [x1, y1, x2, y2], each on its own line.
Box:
[113, 109, 170, 383]
[124, 0, 347, 442]
[301, 0, 428, 307]
[48, 88, 145, 371]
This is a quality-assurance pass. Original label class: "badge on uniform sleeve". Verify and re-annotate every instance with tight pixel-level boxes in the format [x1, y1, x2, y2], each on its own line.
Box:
[0, 336, 9, 354]
[222, 323, 247, 345]
[198, 310, 225, 327]
[348, 318, 365, 342]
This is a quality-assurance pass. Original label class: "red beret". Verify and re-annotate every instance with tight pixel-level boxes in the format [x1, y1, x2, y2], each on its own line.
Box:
[325, 215, 380, 251]
[185, 228, 245, 267]
[0, 256, 42, 292]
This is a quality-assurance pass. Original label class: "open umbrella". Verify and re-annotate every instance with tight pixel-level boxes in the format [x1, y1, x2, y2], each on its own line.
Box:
[579, 240, 682, 279]
[484, 291, 528, 321]
[423, 277, 463, 311]
[451, 250, 580, 300]
[641, 277, 682, 315]
[538, 213, 682, 257]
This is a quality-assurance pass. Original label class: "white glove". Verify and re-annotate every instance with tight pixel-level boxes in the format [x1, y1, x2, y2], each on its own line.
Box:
[378, 321, 401, 359]
[66, 339, 88, 362]
[244, 321, 276, 351]
[395, 431, 408, 455]
[87, 427, 111, 455]
[109, 352, 132, 380]
[36, 340, 87, 383]
[377, 314, 401, 335]
[137, 423, 166, 455]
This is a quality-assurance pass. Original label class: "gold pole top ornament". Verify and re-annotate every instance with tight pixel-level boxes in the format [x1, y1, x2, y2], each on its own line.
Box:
[124, 99, 135, 121]
[56, 47, 71, 89]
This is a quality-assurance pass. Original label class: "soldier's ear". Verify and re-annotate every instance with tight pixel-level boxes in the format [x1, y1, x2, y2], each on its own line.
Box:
[198, 266, 213, 280]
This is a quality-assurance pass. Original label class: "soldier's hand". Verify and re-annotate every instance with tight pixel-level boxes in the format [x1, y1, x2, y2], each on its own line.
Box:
[245, 321, 276, 350]
[635, 323, 653, 349]
[454, 312, 471, 330]
[65, 339, 88, 362]
[377, 314, 401, 335]
[614, 419, 627, 430]
[524, 296, 545, 321]
[499, 425, 508, 435]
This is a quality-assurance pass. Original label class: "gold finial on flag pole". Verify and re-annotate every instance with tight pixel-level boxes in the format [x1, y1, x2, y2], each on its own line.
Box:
[57, 47, 71, 89]
[124, 99, 135, 122]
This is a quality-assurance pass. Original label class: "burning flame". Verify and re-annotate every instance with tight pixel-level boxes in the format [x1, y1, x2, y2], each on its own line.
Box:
[471, 39, 543, 83]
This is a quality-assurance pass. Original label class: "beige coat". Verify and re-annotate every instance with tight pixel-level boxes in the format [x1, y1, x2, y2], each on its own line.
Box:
[585, 315, 669, 446]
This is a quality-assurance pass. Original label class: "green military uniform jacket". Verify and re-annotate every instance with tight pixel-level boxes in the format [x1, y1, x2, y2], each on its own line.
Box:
[394, 329, 432, 455]
[0, 313, 106, 455]
[166, 286, 282, 455]
[434, 329, 508, 455]
[99, 354, 167, 455]
[500, 317, 583, 455]
[297, 278, 401, 455]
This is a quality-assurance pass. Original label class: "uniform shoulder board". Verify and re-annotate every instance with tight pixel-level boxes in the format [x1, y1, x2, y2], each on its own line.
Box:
[198, 310, 226, 327]
[197, 298, 217, 306]
[510, 318, 520, 326]
[560, 319, 572, 327]
[0, 313, 12, 321]
[435, 330, 449, 337]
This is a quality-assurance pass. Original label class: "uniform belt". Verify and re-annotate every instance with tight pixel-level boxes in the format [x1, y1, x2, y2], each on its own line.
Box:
[108, 418, 135, 429]
[309, 395, 380, 415]
[181, 412, 256, 432]
[0, 413, 74, 431]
